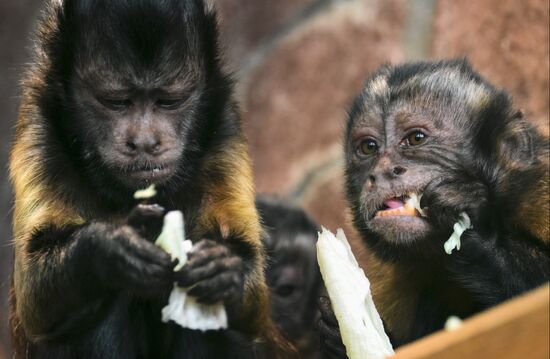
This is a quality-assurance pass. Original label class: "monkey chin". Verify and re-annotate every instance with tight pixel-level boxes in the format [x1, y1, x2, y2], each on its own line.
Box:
[367, 215, 431, 245]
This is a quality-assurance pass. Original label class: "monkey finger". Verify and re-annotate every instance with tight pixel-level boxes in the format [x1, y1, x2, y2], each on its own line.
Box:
[98, 253, 172, 294]
[319, 296, 339, 326]
[185, 247, 237, 271]
[221, 287, 241, 304]
[122, 233, 174, 268]
[191, 239, 220, 252]
[189, 272, 242, 304]
[322, 342, 347, 359]
[127, 203, 165, 221]
[127, 204, 165, 241]
[187, 280, 225, 304]
[126, 258, 174, 288]
[318, 318, 342, 343]
[319, 324, 346, 359]
[174, 258, 227, 287]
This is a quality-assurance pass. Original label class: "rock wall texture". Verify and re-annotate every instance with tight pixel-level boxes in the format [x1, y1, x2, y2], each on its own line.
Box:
[0, 0, 548, 355]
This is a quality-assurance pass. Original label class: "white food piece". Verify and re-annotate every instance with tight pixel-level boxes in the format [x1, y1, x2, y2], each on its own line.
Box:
[154, 210, 228, 331]
[133, 184, 157, 200]
[317, 227, 394, 359]
[444, 316, 463, 331]
[155, 211, 189, 271]
[407, 192, 427, 217]
[444, 212, 473, 255]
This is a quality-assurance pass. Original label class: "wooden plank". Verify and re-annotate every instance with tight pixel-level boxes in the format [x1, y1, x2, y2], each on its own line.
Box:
[391, 284, 550, 359]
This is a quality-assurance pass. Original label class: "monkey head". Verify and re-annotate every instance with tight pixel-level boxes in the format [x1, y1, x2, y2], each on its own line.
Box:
[43, 0, 226, 194]
[344, 59, 538, 258]
[257, 197, 322, 350]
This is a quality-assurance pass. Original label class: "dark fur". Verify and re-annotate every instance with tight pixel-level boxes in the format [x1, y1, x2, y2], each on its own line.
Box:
[320, 59, 549, 356]
[257, 196, 322, 358]
[10, 1, 283, 358]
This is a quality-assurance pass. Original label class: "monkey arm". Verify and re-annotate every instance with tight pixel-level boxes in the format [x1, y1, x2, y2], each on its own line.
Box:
[13, 218, 173, 343]
[422, 174, 549, 306]
[14, 224, 112, 342]
[444, 229, 549, 307]
[194, 139, 272, 337]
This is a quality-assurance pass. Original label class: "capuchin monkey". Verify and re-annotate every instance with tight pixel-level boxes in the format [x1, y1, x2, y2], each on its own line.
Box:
[319, 59, 549, 357]
[257, 197, 322, 358]
[9, 0, 287, 358]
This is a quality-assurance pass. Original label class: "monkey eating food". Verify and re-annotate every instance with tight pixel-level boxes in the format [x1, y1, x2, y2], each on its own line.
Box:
[9, 0, 285, 358]
[319, 59, 549, 357]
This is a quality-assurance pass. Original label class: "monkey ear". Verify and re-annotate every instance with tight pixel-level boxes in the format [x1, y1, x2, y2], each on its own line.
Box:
[496, 110, 537, 167]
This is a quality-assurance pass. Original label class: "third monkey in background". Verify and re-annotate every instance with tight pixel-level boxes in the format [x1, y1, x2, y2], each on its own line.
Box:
[257, 196, 323, 358]
[320, 59, 549, 357]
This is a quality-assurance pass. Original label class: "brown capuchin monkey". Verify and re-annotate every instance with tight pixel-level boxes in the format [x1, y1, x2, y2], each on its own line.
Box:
[319, 59, 549, 358]
[9, 0, 288, 358]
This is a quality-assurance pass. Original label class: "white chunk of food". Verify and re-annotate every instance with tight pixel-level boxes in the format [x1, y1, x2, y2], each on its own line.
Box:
[133, 184, 157, 200]
[444, 212, 473, 255]
[154, 210, 228, 331]
[317, 227, 394, 359]
[407, 192, 427, 217]
[444, 316, 463, 331]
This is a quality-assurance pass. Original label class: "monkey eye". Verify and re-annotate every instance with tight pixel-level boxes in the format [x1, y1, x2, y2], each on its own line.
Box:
[156, 98, 185, 110]
[404, 131, 427, 146]
[98, 98, 131, 111]
[276, 284, 296, 297]
[358, 138, 379, 157]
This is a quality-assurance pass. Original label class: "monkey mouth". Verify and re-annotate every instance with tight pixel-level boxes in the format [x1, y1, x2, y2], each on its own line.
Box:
[367, 192, 430, 244]
[374, 193, 420, 218]
[120, 162, 177, 186]
[374, 192, 425, 218]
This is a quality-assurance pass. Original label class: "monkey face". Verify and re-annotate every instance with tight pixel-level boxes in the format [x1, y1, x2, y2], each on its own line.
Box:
[345, 61, 488, 248]
[267, 236, 321, 340]
[61, 0, 212, 190]
[346, 111, 440, 245]
[70, 72, 203, 189]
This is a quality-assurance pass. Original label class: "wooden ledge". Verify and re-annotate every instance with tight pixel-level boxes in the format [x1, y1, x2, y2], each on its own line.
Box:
[391, 284, 550, 359]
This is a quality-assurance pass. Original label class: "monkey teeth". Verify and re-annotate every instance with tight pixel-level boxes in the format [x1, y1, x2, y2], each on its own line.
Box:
[376, 204, 418, 217]
[375, 192, 424, 218]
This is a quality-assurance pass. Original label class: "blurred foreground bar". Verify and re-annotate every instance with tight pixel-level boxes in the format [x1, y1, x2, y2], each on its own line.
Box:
[392, 284, 550, 359]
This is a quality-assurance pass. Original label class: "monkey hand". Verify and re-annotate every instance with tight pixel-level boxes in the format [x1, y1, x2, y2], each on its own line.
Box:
[420, 174, 489, 231]
[126, 203, 165, 242]
[76, 221, 176, 296]
[174, 239, 244, 306]
[318, 296, 347, 359]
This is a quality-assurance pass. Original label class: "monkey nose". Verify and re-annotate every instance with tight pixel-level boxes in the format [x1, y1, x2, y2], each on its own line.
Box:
[392, 166, 407, 176]
[365, 175, 376, 190]
[125, 136, 163, 156]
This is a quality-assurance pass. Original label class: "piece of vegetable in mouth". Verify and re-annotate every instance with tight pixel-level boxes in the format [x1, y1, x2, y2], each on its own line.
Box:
[317, 227, 394, 359]
[133, 184, 157, 200]
[375, 192, 426, 218]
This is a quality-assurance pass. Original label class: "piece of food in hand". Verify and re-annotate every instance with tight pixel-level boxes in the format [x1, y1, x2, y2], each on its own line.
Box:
[133, 184, 157, 200]
[444, 212, 472, 255]
[154, 209, 228, 330]
[375, 192, 426, 218]
[317, 227, 394, 359]
[155, 211, 189, 271]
